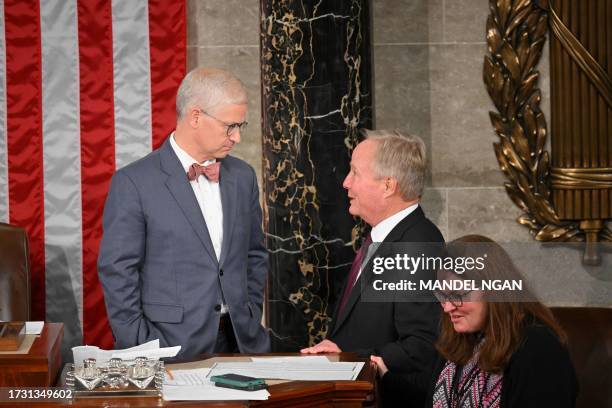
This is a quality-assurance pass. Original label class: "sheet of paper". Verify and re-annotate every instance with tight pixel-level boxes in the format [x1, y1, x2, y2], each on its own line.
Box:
[162, 368, 269, 401]
[98, 339, 163, 363]
[208, 361, 365, 381]
[163, 385, 270, 401]
[251, 356, 331, 364]
[25, 321, 44, 334]
[71, 339, 179, 365]
[112, 345, 181, 360]
[164, 367, 211, 386]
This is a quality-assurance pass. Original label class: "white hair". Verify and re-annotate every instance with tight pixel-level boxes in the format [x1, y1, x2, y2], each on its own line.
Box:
[364, 129, 427, 201]
[175, 67, 247, 120]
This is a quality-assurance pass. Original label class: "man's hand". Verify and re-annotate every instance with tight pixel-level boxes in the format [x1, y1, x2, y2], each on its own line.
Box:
[370, 355, 389, 377]
[300, 339, 342, 354]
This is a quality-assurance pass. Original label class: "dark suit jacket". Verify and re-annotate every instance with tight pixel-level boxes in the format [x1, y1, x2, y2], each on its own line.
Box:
[98, 137, 270, 357]
[329, 206, 443, 390]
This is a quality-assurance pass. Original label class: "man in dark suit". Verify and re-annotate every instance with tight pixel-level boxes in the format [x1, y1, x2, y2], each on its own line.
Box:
[302, 130, 443, 405]
[98, 67, 269, 358]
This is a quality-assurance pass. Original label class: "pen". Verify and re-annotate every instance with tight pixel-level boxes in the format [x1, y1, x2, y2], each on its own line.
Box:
[165, 367, 174, 380]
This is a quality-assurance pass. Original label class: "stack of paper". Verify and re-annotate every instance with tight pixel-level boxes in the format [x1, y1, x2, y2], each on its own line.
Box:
[163, 367, 270, 401]
[161, 356, 364, 401]
[71, 339, 181, 365]
[25, 321, 45, 334]
[209, 357, 365, 381]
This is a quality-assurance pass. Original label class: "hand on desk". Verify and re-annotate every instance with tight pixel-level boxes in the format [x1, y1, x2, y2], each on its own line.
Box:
[369, 355, 389, 377]
[300, 339, 342, 354]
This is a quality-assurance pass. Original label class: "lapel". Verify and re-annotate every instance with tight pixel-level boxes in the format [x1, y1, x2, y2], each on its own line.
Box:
[331, 207, 426, 336]
[218, 158, 238, 267]
[159, 138, 218, 264]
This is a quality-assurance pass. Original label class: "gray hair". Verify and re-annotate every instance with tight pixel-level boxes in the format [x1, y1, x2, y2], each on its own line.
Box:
[176, 67, 247, 120]
[364, 129, 426, 201]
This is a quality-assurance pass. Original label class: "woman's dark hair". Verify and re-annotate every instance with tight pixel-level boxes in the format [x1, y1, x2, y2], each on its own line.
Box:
[435, 235, 567, 373]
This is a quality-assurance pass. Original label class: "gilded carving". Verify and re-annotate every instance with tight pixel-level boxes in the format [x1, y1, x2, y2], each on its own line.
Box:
[484, 0, 612, 262]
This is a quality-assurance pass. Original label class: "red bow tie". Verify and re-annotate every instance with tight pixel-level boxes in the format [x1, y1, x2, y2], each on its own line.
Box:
[187, 162, 221, 183]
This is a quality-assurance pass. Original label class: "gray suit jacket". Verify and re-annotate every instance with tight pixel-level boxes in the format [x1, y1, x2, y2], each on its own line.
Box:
[98, 137, 270, 357]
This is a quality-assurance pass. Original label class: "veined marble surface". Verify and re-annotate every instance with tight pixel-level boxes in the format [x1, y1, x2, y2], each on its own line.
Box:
[260, 0, 372, 350]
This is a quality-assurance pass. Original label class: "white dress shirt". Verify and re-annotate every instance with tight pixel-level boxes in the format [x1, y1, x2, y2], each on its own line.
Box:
[170, 133, 223, 260]
[353, 203, 419, 284]
[170, 134, 224, 260]
[371, 203, 419, 243]
[170, 134, 227, 313]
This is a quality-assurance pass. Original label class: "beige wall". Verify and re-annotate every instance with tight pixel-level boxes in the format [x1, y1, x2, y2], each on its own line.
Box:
[373, 2, 612, 307]
[372, 0, 550, 242]
[187, 0, 263, 186]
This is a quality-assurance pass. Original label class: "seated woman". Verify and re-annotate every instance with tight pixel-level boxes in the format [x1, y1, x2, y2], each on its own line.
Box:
[371, 234, 578, 407]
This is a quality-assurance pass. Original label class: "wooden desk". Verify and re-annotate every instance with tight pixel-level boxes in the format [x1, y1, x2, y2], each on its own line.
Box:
[0, 323, 63, 387]
[21, 352, 375, 407]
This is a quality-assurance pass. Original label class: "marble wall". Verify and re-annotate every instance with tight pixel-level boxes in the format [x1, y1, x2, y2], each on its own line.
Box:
[260, 0, 372, 350]
[187, 0, 610, 312]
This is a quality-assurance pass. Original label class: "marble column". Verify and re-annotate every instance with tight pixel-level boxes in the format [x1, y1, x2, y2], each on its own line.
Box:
[260, 0, 373, 350]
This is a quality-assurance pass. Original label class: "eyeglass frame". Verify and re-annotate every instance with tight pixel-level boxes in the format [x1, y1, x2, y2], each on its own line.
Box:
[198, 109, 248, 137]
[433, 289, 474, 308]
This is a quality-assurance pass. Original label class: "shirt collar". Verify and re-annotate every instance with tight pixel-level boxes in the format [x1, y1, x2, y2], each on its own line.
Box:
[371, 203, 419, 243]
[169, 132, 216, 173]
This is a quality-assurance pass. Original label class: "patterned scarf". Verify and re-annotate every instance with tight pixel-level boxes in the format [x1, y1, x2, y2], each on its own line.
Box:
[432, 341, 503, 407]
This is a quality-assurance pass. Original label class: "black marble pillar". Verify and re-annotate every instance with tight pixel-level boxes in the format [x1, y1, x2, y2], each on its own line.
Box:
[260, 0, 373, 350]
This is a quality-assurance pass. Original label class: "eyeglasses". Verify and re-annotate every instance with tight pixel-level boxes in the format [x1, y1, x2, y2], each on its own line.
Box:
[198, 109, 248, 137]
[433, 290, 473, 307]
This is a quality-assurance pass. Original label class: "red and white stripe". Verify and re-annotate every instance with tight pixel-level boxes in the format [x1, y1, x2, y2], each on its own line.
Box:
[0, 0, 7, 222]
[0, 0, 186, 349]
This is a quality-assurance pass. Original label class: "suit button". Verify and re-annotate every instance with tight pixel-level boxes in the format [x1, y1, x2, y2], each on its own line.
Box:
[219, 269, 224, 276]
[214, 304, 221, 312]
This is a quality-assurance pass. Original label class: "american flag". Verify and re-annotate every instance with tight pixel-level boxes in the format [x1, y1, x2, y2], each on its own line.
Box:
[0, 0, 186, 350]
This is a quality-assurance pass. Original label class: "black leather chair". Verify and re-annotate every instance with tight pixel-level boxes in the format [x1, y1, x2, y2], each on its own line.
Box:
[0, 222, 31, 321]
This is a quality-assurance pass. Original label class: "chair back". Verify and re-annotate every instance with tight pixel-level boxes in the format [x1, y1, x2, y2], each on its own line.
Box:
[552, 307, 612, 408]
[0, 222, 31, 321]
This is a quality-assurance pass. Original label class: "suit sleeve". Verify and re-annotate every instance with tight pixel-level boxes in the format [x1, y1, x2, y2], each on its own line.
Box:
[246, 167, 268, 314]
[98, 171, 166, 348]
[379, 301, 441, 374]
[379, 230, 443, 384]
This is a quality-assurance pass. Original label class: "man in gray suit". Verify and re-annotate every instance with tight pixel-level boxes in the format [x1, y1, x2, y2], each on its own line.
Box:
[98, 67, 270, 357]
